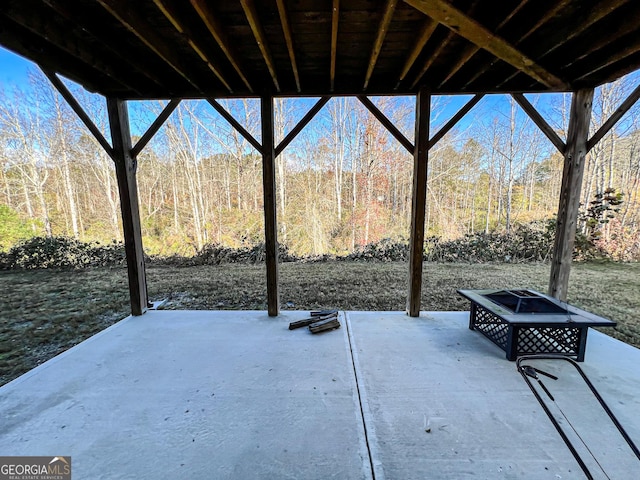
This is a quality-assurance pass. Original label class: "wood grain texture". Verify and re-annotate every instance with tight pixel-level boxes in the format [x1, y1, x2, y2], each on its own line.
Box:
[548, 89, 594, 301]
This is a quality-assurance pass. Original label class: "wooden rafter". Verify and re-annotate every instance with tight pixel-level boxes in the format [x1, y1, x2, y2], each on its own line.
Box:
[576, 39, 640, 83]
[410, 29, 455, 89]
[395, 18, 437, 90]
[190, 0, 253, 92]
[511, 94, 566, 154]
[565, 15, 639, 70]
[275, 97, 330, 157]
[543, 0, 631, 58]
[364, 0, 398, 90]
[498, 0, 604, 87]
[97, 0, 204, 93]
[39, 0, 171, 92]
[587, 83, 640, 152]
[330, 0, 340, 91]
[358, 96, 414, 154]
[206, 99, 262, 154]
[428, 94, 484, 148]
[520, 0, 572, 45]
[41, 69, 115, 160]
[240, 0, 280, 92]
[276, 0, 300, 92]
[404, 0, 567, 90]
[131, 99, 181, 158]
[4, 6, 143, 95]
[151, 0, 232, 93]
[462, 0, 549, 90]
[412, 0, 479, 89]
[438, 0, 530, 89]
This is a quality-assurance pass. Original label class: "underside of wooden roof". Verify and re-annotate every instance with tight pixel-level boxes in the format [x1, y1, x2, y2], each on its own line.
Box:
[1, 0, 639, 99]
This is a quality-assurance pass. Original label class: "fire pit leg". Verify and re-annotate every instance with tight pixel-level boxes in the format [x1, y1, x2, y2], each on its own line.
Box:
[468, 303, 476, 330]
[576, 328, 589, 362]
[506, 325, 518, 361]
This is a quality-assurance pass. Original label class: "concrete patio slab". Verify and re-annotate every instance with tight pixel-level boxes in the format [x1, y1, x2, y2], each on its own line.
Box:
[0, 310, 371, 480]
[1, 310, 638, 479]
[346, 311, 640, 480]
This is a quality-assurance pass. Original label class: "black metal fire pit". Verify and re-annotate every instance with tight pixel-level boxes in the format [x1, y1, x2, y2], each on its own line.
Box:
[457, 289, 617, 361]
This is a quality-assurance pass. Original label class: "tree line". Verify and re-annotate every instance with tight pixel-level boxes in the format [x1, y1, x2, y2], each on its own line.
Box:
[1, 70, 639, 259]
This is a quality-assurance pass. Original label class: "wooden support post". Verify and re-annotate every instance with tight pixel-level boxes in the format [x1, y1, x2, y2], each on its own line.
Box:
[261, 95, 280, 316]
[548, 88, 594, 301]
[107, 97, 149, 316]
[407, 88, 430, 317]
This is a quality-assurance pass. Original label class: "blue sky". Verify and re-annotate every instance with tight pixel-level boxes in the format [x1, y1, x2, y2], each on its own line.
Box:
[2, 44, 637, 153]
[0, 46, 32, 86]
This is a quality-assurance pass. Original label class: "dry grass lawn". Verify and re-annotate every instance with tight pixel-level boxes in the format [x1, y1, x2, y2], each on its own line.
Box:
[1, 261, 639, 386]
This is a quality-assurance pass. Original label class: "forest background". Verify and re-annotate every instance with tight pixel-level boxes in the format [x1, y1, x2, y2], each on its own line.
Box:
[1, 67, 640, 261]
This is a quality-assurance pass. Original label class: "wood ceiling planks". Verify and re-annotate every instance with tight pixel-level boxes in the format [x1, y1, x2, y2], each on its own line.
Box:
[0, 0, 637, 98]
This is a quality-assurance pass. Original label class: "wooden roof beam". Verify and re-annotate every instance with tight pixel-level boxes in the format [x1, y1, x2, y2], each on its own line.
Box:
[41, 0, 171, 93]
[410, 29, 455, 89]
[190, 0, 253, 93]
[520, 0, 572, 45]
[151, 0, 233, 93]
[463, 0, 565, 90]
[564, 14, 639, 71]
[411, 0, 479, 89]
[364, 0, 398, 90]
[395, 18, 437, 90]
[240, 0, 280, 92]
[2, 6, 144, 96]
[330, 0, 340, 91]
[512, 94, 566, 154]
[542, 0, 631, 58]
[275, 0, 300, 92]
[438, 0, 531, 89]
[499, 0, 629, 89]
[575, 38, 640, 83]
[404, 0, 567, 90]
[97, 0, 205, 94]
